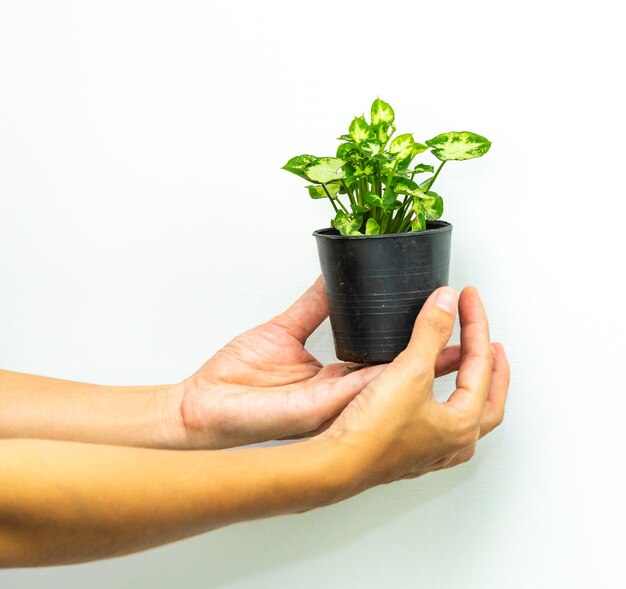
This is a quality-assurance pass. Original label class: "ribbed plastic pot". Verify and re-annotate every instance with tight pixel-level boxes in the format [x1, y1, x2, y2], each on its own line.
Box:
[313, 221, 452, 364]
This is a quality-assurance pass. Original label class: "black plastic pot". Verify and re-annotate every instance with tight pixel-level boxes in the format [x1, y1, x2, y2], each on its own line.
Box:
[314, 221, 452, 364]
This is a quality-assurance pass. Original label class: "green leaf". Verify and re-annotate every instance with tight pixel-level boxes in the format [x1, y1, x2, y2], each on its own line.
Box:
[331, 211, 363, 236]
[359, 141, 382, 157]
[412, 143, 428, 156]
[371, 98, 395, 127]
[305, 157, 346, 183]
[408, 163, 434, 174]
[426, 131, 492, 161]
[351, 203, 371, 213]
[394, 180, 429, 199]
[336, 142, 360, 159]
[365, 218, 380, 235]
[364, 193, 383, 208]
[392, 178, 420, 194]
[420, 176, 434, 191]
[421, 190, 444, 220]
[377, 125, 390, 144]
[389, 133, 415, 159]
[282, 155, 318, 180]
[411, 211, 426, 232]
[306, 182, 341, 199]
[349, 116, 371, 143]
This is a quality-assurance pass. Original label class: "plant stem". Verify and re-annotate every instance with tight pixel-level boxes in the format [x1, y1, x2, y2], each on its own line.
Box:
[322, 184, 349, 215]
[337, 197, 350, 214]
[328, 196, 340, 214]
[341, 180, 356, 207]
[428, 161, 446, 190]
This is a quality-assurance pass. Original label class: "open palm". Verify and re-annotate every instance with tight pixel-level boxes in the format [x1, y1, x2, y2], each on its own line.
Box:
[179, 277, 461, 449]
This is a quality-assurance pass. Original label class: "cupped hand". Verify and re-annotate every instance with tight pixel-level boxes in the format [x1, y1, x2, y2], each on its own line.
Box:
[321, 285, 510, 490]
[175, 277, 462, 449]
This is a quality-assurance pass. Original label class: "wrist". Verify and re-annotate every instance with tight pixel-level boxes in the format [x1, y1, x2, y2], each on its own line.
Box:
[303, 433, 375, 504]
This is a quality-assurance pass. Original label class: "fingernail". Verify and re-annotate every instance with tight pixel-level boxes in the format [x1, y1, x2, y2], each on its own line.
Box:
[434, 287, 458, 313]
[491, 344, 497, 357]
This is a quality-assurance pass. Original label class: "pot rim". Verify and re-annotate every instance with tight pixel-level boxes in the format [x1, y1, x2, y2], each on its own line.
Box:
[312, 220, 452, 240]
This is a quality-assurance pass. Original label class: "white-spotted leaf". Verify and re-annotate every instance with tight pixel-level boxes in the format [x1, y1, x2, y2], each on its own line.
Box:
[349, 116, 371, 143]
[389, 133, 415, 159]
[409, 163, 434, 174]
[365, 193, 383, 208]
[282, 155, 319, 180]
[332, 211, 363, 236]
[307, 183, 341, 199]
[422, 191, 444, 220]
[305, 157, 346, 183]
[371, 98, 395, 127]
[426, 131, 491, 161]
[365, 218, 380, 235]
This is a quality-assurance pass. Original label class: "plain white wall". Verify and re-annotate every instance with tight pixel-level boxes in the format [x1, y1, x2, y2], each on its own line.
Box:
[1, 1, 624, 587]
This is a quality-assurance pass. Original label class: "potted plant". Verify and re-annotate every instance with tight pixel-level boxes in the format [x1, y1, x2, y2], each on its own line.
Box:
[282, 98, 491, 363]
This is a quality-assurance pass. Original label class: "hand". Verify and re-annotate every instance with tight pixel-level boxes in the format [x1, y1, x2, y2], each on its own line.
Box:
[321, 286, 510, 490]
[173, 277, 463, 449]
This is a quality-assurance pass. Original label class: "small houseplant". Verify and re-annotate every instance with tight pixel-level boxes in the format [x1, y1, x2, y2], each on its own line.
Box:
[283, 98, 491, 363]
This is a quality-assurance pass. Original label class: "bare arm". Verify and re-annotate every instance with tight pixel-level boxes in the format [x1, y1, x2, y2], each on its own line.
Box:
[0, 436, 345, 567]
[0, 278, 460, 450]
[0, 371, 182, 448]
[0, 285, 509, 569]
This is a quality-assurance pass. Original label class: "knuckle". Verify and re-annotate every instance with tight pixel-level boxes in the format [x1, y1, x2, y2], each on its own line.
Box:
[395, 353, 433, 383]
[452, 415, 481, 448]
[494, 408, 505, 428]
[426, 315, 452, 341]
[460, 445, 476, 463]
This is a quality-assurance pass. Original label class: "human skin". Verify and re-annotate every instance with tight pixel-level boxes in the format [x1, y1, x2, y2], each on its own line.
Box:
[0, 283, 509, 567]
[0, 278, 462, 450]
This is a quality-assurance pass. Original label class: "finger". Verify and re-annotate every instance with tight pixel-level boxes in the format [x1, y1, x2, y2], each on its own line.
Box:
[435, 345, 461, 377]
[305, 363, 388, 428]
[446, 287, 493, 416]
[394, 286, 458, 375]
[479, 343, 510, 438]
[270, 276, 328, 344]
[398, 445, 477, 480]
[276, 362, 388, 438]
[278, 415, 337, 440]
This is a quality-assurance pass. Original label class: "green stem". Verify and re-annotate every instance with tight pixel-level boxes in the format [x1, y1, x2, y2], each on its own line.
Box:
[381, 160, 399, 209]
[337, 197, 350, 214]
[341, 180, 356, 207]
[322, 184, 349, 214]
[359, 178, 368, 206]
[328, 195, 340, 214]
[428, 161, 446, 191]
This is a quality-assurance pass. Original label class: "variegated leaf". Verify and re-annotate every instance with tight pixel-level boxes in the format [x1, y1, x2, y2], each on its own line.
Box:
[336, 142, 360, 159]
[365, 193, 383, 208]
[389, 133, 415, 159]
[282, 154, 318, 180]
[349, 116, 371, 143]
[306, 182, 341, 199]
[426, 131, 491, 161]
[360, 141, 382, 157]
[332, 211, 363, 236]
[411, 213, 426, 231]
[371, 98, 395, 127]
[305, 157, 346, 183]
[408, 163, 434, 174]
[365, 218, 381, 235]
[422, 191, 444, 220]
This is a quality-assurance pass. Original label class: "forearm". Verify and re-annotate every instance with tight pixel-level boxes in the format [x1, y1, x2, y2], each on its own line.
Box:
[0, 370, 184, 448]
[0, 436, 354, 567]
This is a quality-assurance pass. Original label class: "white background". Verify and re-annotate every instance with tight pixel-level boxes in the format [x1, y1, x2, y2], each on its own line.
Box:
[1, 1, 625, 587]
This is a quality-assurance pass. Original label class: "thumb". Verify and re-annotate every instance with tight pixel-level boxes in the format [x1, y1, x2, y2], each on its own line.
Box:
[395, 286, 458, 372]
